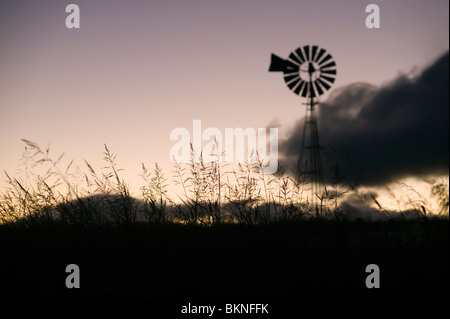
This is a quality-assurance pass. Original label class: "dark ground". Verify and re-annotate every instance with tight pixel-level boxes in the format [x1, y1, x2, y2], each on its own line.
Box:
[0, 218, 448, 299]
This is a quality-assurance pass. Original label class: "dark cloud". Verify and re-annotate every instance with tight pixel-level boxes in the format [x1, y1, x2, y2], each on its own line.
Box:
[338, 192, 422, 221]
[278, 51, 449, 186]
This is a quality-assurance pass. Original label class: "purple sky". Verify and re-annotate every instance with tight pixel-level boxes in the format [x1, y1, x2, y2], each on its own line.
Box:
[0, 0, 448, 200]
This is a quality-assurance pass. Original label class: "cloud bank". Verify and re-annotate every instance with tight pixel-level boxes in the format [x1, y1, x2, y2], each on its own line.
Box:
[278, 51, 449, 186]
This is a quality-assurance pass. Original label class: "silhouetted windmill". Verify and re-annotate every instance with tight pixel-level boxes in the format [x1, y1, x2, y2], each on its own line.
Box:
[269, 45, 337, 213]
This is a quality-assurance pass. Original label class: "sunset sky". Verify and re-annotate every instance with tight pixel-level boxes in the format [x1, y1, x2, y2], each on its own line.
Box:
[1, 0, 448, 211]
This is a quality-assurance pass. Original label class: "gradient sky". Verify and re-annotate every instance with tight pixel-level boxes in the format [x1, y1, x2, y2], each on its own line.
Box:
[1, 0, 449, 206]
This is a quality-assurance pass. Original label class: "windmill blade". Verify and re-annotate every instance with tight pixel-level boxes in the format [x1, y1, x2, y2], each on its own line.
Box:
[311, 46, 318, 61]
[269, 54, 288, 72]
[295, 47, 306, 63]
[320, 68, 337, 75]
[283, 70, 300, 77]
[288, 52, 302, 65]
[321, 75, 336, 84]
[303, 45, 310, 61]
[313, 80, 324, 95]
[320, 61, 336, 69]
[287, 78, 301, 90]
[318, 54, 332, 66]
[284, 74, 300, 83]
[301, 82, 310, 97]
[317, 78, 331, 90]
[314, 48, 326, 62]
[294, 80, 305, 95]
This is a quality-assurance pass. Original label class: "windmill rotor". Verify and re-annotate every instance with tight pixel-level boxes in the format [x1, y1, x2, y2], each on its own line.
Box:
[269, 45, 337, 98]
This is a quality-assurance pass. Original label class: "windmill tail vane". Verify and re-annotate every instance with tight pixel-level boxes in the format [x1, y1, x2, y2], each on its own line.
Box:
[269, 45, 337, 214]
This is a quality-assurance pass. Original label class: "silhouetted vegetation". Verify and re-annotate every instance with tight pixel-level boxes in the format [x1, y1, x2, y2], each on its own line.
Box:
[2, 140, 448, 226]
[0, 140, 448, 298]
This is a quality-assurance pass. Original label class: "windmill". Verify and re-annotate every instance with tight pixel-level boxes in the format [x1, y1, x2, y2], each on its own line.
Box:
[269, 45, 337, 214]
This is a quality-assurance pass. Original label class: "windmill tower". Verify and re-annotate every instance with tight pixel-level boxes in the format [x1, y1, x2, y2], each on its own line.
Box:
[269, 45, 337, 214]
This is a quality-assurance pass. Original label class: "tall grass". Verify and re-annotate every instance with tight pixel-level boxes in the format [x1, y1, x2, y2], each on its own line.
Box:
[0, 140, 448, 227]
